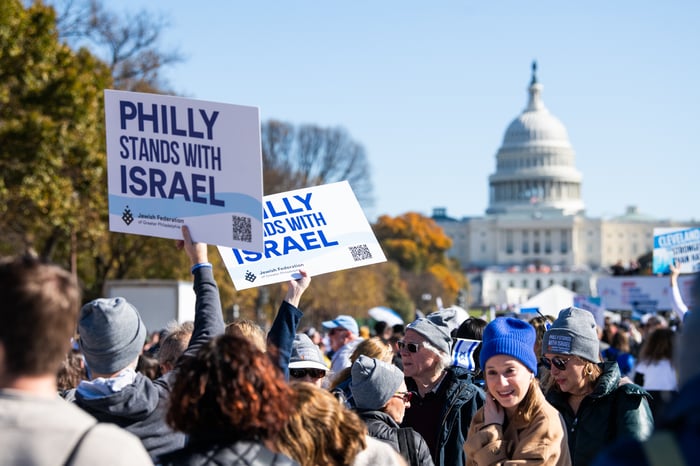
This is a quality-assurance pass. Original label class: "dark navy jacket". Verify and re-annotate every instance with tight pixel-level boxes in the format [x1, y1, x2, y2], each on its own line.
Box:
[73, 267, 225, 460]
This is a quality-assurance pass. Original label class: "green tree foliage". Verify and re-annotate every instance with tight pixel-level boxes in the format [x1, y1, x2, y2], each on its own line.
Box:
[0, 0, 112, 267]
[373, 212, 467, 314]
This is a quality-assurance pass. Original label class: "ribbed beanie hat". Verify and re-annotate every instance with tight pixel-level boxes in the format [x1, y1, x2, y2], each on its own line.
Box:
[350, 355, 404, 410]
[406, 317, 452, 355]
[542, 306, 600, 362]
[480, 317, 538, 374]
[78, 297, 147, 374]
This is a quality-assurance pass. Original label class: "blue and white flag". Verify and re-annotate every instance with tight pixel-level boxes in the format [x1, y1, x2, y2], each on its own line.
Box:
[452, 338, 481, 370]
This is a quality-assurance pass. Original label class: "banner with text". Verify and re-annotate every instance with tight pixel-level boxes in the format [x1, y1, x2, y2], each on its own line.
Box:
[218, 181, 387, 290]
[105, 89, 264, 251]
[652, 227, 700, 274]
[597, 276, 695, 311]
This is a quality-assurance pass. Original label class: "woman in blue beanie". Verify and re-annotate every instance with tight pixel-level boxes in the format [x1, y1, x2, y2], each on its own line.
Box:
[464, 317, 571, 465]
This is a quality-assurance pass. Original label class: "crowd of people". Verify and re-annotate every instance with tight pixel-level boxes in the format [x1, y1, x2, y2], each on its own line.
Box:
[0, 225, 697, 465]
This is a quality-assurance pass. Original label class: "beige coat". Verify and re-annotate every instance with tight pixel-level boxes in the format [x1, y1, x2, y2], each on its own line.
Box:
[464, 387, 571, 466]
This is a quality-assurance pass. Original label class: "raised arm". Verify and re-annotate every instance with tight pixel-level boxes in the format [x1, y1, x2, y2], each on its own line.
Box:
[669, 262, 689, 321]
[176, 226, 225, 361]
[268, 269, 311, 380]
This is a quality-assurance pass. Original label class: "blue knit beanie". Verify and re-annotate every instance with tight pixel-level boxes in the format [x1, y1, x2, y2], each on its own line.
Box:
[480, 317, 537, 375]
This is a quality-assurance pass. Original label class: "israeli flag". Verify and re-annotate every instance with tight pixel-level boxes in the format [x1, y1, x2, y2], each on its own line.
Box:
[452, 338, 481, 370]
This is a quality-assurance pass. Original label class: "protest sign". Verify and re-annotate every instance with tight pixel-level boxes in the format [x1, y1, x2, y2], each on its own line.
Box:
[105, 89, 264, 251]
[218, 181, 387, 290]
[652, 227, 700, 274]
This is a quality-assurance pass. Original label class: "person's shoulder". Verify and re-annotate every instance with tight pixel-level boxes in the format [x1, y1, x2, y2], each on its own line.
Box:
[353, 436, 405, 466]
[616, 378, 650, 399]
[447, 367, 486, 400]
[73, 423, 152, 465]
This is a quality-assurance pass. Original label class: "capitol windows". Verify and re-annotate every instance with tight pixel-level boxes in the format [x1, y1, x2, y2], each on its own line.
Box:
[545, 231, 552, 254]
[560, 229, 569, 254]
[535, 278, 542, 290]
[533, 231, 541, 254]
[506, 230, 514, 254]
[522, 231, 529, 254]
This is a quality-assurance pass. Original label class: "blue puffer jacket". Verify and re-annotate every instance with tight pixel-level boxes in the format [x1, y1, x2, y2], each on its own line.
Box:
[545, 361, 654, 466]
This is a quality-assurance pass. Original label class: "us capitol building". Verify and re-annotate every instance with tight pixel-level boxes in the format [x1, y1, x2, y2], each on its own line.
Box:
[432, 63, 698, 309]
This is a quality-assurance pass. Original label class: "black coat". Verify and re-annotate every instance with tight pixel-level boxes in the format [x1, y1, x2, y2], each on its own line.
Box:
[357, 410, 434, 466]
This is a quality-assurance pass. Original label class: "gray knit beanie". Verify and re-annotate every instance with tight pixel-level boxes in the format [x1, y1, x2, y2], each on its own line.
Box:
[678, 273, 700, 387]
[406, 317, 452, 355]
[427, 306, 469, 336]
[78, 297, 147, 374]
[350, 355, 404, 410]
[542, 306, 600, 362]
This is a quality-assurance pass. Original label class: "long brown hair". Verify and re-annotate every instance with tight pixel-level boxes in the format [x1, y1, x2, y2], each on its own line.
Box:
[638, 328, 674, 363]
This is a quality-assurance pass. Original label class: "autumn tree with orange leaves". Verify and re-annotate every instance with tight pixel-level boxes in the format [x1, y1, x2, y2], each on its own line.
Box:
[373, 212, 467, 315]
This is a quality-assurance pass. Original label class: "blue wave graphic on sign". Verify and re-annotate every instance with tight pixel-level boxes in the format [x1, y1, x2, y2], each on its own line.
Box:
[109, 192, 262, 221]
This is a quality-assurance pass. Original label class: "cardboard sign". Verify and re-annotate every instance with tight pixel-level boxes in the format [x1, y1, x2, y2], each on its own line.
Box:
[218, 181, 387, 290]
[104, 89, 264, 251]
[652, 227, 700, 274]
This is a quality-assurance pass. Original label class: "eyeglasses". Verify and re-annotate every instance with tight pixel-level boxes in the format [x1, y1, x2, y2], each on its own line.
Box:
[393, 391, 413, 403]
[397, 340, 424, 353]
[290, 368, 326, 379]
[540, 356, 573, 371]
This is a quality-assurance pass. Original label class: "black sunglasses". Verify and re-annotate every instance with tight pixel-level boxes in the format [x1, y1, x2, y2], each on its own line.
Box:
[290, 368, 326, 379]
[397, 340, 424, 353]
[540, 356, 573, 371]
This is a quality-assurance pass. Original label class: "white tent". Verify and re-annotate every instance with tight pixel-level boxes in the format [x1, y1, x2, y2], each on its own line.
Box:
[517, 285, 576, 317]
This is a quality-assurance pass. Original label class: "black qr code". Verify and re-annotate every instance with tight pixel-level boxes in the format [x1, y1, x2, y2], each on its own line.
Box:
[232, 215, 252, 242]
[349, 244, 372, 261]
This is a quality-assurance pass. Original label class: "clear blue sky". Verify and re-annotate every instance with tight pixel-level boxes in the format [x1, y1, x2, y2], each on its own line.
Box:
[118, 1, 699, 223]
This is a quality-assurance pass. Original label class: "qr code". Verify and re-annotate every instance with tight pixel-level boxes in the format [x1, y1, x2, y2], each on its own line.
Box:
[349, 244, 372, 261]
[232, 215, 252, 242]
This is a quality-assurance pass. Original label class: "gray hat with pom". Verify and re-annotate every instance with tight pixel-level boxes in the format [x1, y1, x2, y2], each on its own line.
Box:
[542, 306, 600, 363]
[406, 317, 452, 355]
[78, 297, 147, 375]
[351, 355, 405, 410]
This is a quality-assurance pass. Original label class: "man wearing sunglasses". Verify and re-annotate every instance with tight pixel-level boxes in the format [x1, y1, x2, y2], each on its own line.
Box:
[322, 315, 363, 379]
[399, 317, 485, 466]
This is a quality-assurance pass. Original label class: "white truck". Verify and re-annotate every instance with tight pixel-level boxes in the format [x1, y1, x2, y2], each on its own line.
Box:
[103, 279, 196, 334]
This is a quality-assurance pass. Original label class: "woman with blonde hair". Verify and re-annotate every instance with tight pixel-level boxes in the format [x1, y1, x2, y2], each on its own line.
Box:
[542, 307, 653, 466]
[276, 382, 404, 466]
[328, 336, 394, 407]
[465, 317, 570, 465]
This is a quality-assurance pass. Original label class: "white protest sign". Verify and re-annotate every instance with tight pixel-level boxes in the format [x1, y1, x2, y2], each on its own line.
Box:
[105, 89, 264, 251]
[218, 181, 387, 290]
[652, 227, 700, 274]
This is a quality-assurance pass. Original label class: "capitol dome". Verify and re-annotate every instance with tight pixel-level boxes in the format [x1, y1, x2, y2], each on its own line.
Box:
[487, 62, 584, 216]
